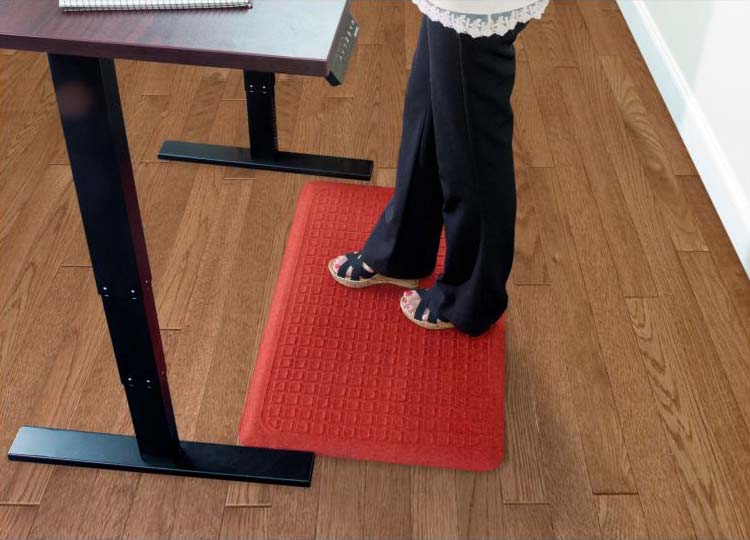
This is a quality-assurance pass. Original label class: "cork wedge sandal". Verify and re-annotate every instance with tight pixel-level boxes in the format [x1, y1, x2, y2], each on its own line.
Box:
[400, 288, 455, 330]
[328, 251, 420, 289]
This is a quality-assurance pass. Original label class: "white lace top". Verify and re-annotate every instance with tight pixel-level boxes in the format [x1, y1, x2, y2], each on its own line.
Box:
[413, 0, 550, 38]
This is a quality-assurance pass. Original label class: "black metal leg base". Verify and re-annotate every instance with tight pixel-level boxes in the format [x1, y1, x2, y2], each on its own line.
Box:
[158, 141, 373, 181]
[9, 426, 315, 487]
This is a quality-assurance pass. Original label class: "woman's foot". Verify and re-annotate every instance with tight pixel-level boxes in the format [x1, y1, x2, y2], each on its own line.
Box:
[328, 251, 420, 289]
[400, 288, 454, 330]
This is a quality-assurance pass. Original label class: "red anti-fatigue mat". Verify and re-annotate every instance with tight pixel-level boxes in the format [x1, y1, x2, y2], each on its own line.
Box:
[238, 181, 506, 471]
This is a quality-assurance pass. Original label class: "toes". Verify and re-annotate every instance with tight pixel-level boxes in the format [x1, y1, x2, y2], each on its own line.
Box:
[332, 255, 346, 271]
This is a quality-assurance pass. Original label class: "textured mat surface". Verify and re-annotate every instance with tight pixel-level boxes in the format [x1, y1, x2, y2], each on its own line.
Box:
[238, 181, 506, 471]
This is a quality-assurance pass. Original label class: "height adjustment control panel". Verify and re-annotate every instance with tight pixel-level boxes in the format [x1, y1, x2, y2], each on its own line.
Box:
[327, 10, 359, 87]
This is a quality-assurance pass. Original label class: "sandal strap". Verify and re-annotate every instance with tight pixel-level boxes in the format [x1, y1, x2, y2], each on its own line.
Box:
[413, 289, 438, 324]
[337, 252, 376, 281]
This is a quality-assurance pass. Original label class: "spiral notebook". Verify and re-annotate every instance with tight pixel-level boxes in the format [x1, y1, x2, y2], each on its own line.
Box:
[59, 0, 251, 11]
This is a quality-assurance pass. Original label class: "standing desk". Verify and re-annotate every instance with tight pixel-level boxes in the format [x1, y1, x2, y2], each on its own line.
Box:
[0, 0, 371, 487]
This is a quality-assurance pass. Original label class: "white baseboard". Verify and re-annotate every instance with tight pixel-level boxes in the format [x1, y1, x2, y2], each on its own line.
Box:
[617, 0, 750, 278]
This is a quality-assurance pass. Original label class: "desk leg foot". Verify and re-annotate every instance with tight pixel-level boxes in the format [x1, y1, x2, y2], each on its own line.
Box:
[158, 141, 374, 181]
[9, 426, 315, 486]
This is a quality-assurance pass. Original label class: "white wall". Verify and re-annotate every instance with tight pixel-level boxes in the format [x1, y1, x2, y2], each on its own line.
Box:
[617, 0, 750, 278]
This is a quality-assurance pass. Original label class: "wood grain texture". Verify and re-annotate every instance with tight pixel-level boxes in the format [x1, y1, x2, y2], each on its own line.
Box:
[1, 1, 749, 539]
[625, 297, 741, 538]
[680, 175, 750, 346]
[501, 279, 547, 503]
[504, 503, 554, 540]
[525, 164, 636, 497]
[598, 54, 707, 253]
[678, 251, 750, 435]
[595, 494, 649, 540]
[0, 0, 350, 76]
[0, 505, 36, 540]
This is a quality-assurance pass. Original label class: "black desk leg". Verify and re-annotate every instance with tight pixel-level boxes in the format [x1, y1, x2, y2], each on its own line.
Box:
[158, 70, 374, 180]
[7, 55, 314, 486]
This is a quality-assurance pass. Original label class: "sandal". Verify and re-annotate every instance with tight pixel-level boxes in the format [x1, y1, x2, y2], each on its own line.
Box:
[328, 251, 420, 289]
[400, 288, 455, 330]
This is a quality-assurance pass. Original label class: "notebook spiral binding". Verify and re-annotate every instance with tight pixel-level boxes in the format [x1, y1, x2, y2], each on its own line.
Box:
[60, 0, 251, 12]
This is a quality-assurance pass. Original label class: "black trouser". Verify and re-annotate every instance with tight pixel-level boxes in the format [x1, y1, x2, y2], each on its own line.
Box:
[361, 15, 527, 337]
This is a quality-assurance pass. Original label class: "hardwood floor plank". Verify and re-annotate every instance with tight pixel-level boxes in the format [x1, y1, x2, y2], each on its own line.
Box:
[316, 459, 366, 539]
[411, 467, 459, 540]
[374, 2, 407, 169]
[121, 476, 182, 540]
[0, 106, 65, 244]
[328, 46, 380, 167]
[513, 59, 554, 168]
[137, 65, 203, 163]
[265, 472, 321, 540]
[275, 76, 306, 152]
[537, 14, 577, 68]
[501, 280, 547, 503]
[504, 282, 600, 538]
[0, 505, 36, 540]
[404, 1, 422, 70]
[155, 167, 224, 329]
[575, 0, 640, 58]
[617, 50, 698, 177]
[156, 96, 247, 329]
[678, 251, 750, 429]
[626, 297, 744, 538]
[123, 93, 170, 171]
[504, 503, 554, 540]
[352, 0, 387, 46]
[363, 462, 412, 539]
[555, 66, 657, 298]
[598, 54, 706, 253]
[0, 266, 101, 505]
[138, 61, 180, 97]
[680, 175, 750, 338]
[511, 165, 550, 286]
[455, 468, 504, 539]
[527, 164, 636, 495]
[595, 494, 648, 540]
[0, 166, 73, 310]
[0, 53, 50, 120]
[522, 20, 583, 168]
[219, 507, 267, 539]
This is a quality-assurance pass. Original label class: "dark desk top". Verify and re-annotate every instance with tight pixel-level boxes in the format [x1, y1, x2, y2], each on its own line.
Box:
[0, 0, 351, 76]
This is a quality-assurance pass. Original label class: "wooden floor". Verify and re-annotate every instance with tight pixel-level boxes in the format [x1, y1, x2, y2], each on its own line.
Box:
[2, 1, 750, 538]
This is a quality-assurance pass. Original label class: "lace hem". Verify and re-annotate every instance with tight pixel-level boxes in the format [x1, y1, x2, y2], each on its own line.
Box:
[412, 0, 550, 38]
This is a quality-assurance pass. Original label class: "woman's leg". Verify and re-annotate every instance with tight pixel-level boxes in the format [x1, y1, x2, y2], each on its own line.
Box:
[358, 16, 444, 280]
[421, 19, 527, 337]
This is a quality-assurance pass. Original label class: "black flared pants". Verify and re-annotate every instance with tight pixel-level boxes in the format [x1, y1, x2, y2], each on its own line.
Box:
[361, 15, 527, 337]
